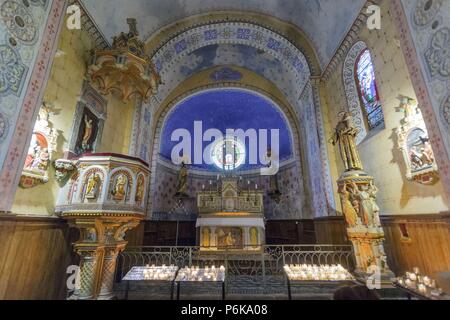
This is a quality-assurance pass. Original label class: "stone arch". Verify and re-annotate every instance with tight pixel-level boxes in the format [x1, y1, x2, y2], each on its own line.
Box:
[343, 40, 369, 144]
[145, 69, 308, 218]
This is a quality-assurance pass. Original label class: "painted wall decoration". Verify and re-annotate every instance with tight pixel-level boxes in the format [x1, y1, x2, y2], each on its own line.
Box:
[343, 41, 369, 144]
[0, 0, 50, 173]
[20, 103, 58, 188]
[151, 160, 306, 221]
[159, 89, 293, 171]
[300, 82, 327, 218]
[392, 0, 450, 197]
[0, 0, 66, 211]
[80, 0, 365, 68]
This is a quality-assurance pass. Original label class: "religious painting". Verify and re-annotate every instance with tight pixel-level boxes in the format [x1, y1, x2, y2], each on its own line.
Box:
[216, 227, 243, 250]
[68, 83, 107, 157]
[74, 107, 99, 155]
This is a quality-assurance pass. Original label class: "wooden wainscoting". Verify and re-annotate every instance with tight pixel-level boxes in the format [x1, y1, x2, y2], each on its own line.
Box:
[381, 213, 450, 277]
[265, 220, 316, 244]
[0, 214, 78, 300]
[313, 216, 349, 245]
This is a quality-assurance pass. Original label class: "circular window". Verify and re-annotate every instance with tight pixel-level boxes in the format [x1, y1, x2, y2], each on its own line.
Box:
[210, 137, 246, 171]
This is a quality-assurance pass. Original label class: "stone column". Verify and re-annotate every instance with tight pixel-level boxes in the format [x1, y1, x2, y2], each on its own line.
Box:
[72, 247, 104, 300]
[97, 245, 125, 300]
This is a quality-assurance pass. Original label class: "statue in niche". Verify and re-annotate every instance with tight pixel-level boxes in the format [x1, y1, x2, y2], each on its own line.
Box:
[81, 115, 93, 151]
[112, 174, 128, 201]
[250, 227, 259, 248]
[330, 112, 363, 171]
[20, 102, 58, 189]
[201, 227, 211, 248]
[75, 107, 99, 155]
[174, 161, 189, 198]
[338, 183, 359, 227]
[86, 173, 101, 199]
[135, 175, 145, 204]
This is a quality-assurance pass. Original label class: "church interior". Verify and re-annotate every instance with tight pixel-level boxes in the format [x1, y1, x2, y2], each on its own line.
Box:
[0, 0, 449, 301]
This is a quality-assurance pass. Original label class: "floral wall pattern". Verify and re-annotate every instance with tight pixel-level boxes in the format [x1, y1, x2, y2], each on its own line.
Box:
[0, 0, 66, 211]
[392, 0, 450, 199]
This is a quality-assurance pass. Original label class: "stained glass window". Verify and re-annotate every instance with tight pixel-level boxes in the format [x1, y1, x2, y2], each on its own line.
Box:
[211, 137, 246, 171]
[356, 49, 384, 130]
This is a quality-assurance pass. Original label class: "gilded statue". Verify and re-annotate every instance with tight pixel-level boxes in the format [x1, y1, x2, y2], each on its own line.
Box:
[201, 227, 211, 248]
[330, 112, 363, 171]
[175, 161, 188, 197]
[135, 175, 145, 203]
[112, 174, 127, 201]
[86, 173, 101, 199]
[250, 227, 259, 248]
[338, 183, 359, 227]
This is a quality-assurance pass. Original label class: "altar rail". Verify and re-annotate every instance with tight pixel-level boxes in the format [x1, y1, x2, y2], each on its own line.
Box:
[115, 245, 355, 281]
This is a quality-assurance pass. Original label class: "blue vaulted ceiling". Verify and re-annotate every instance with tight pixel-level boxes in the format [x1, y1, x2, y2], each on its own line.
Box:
[160, 89, 293, 171]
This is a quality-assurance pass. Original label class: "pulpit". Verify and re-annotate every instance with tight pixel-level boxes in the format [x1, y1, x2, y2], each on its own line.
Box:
[196, 177, 266, 252]
[55, 153, 150, 300]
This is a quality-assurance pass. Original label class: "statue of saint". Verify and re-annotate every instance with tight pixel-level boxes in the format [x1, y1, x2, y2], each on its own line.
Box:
[250, 227, 259, 248]
[368, 181, 381, 227]
[175, 161, 188, 197]
[225, 232, 235, 247]
[112, 174, 127, 201]
[338, 183, 359, 227]
[330, 112, 363, 171]
[81, 115, 93, 151]
[351, 182, 375, 227]
[135, 176, 145, 203]
[86, 173, 101, 199]
[201, 227, 211, 248]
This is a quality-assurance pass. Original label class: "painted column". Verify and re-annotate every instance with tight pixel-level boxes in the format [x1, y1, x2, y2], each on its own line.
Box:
[0, 0, 67, 212]
[310, 77, 336, 213]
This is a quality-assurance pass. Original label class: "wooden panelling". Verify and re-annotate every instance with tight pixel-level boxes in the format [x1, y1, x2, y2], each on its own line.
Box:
[265, 220, 316, 244]
[0, 215, 78, 300]
[314, 216, 349, 244]
[124, 221, 145, 247]
[143, 221, 197, 246]
[381, 214, 450, 278]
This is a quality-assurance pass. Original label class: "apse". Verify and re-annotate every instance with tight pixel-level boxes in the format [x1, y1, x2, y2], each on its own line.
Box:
[160, 88, 293, 172]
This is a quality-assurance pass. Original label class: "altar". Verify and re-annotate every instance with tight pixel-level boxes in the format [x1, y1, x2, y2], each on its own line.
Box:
[196, 177, 266, 252]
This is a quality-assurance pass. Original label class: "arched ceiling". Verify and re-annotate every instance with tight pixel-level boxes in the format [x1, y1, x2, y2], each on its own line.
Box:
[160, 88, 293, 172]
[80, 0, 366, 67]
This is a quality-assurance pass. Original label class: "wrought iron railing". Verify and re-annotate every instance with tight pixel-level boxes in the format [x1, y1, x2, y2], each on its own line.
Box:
[115, 245, 355, 282]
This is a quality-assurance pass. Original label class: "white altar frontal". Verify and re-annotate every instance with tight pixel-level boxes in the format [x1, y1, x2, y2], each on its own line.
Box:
[196, 177, 265, 252]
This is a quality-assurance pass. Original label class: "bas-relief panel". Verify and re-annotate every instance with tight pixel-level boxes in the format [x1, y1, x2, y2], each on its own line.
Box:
[0, 0, 50, 172]
[151, 162, 306, 220]
[400, 0, 450, 157]
[80, 0, 365, 67]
